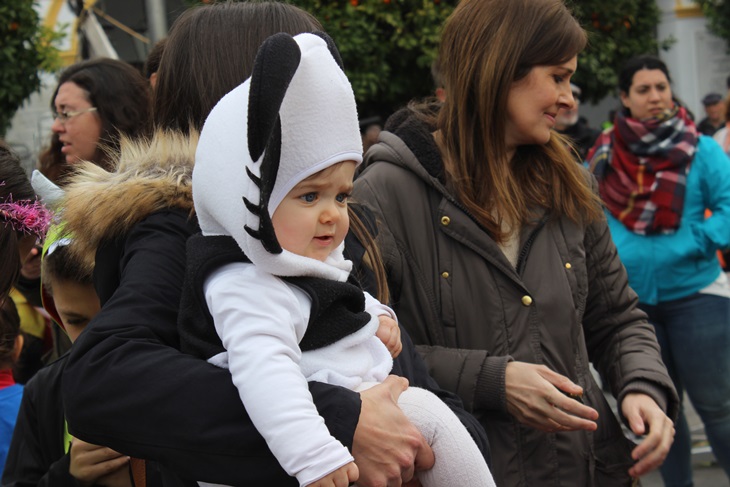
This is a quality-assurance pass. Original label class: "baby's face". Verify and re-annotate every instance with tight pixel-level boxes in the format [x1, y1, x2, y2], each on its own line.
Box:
[272, 161, 356, 262]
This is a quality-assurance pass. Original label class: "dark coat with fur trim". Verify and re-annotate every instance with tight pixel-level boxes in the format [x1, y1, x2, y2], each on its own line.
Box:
[58, 133, 360, 485]
[353, 108, 679, 486]
[59, 132, 489, 485]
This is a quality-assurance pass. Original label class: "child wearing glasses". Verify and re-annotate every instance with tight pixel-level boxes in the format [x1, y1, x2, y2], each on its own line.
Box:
[179, 32, 495, 487]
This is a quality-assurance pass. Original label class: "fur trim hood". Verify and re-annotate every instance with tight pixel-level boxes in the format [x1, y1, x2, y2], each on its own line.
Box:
[62, 130, 198, 270]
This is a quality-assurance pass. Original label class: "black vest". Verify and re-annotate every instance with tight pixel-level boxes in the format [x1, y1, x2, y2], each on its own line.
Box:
[178, 234, 370, 360]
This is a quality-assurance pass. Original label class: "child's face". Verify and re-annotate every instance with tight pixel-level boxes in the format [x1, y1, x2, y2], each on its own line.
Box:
[272, 161, 356, 262]
[52, 279, 101, 343]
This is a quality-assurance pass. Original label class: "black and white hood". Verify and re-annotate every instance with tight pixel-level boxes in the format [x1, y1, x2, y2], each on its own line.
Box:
[193, 32, 362, 282]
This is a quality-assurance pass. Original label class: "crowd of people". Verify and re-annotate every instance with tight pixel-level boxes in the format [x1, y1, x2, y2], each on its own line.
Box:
[1, 0, 729, 486]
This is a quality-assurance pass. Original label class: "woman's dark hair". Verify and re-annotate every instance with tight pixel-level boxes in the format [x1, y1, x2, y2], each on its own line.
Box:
[0, 297, 20, 368]
[152, 1, 322, 134]
[143, 38, 167, 80]
[0, 145, 37, 303]
[51, 58, 151, 170]
[41, 244, 94, 295]
[618, 55, 671, 95]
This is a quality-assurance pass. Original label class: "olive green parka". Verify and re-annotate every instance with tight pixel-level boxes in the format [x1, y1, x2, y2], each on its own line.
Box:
[353, 108, 678, 486]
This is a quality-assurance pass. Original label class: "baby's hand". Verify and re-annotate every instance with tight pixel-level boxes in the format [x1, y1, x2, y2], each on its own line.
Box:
[308, 462, 359, 487]
[376, 315, 402, 358]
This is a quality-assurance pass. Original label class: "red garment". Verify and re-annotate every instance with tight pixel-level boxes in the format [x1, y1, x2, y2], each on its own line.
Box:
[588, 107, 698, 235]
[0, 369, 16, 389]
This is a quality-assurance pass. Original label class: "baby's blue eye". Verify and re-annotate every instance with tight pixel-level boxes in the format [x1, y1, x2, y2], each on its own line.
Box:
[300, 193, 317, 203]
[336, 193, 350, 203]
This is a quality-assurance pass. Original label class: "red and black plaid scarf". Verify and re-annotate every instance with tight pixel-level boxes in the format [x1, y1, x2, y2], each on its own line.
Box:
[587, 107, 698, 235]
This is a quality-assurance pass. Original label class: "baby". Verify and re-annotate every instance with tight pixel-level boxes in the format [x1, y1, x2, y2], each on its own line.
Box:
[179, 32, 495, 487]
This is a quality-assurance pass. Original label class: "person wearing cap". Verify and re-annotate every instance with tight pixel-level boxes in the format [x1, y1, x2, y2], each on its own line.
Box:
[182, 31, 493, 487]
[698, 92, 726, 136]
[555, 83, 601, 161]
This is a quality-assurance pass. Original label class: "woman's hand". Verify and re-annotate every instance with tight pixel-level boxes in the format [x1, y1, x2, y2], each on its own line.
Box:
[353, 375, 434, 486]
[621, 392, 675, 478]
[505, 362, 599, 432]
[69, 440, 131, 487]
[376, 315, 402, 358]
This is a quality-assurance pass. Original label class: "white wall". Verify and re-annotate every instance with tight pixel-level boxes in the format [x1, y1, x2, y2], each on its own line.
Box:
[657, 0, 730, 120]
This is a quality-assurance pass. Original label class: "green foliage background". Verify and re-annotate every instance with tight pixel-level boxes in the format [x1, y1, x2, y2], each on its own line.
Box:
[695, 0, 730, 51]
[280, 0, 672, 114]
[0, 0, 62, 137]
[284, 0, 453, 119]
[568, 0, 674, 104]
[186, 0, 675, 116]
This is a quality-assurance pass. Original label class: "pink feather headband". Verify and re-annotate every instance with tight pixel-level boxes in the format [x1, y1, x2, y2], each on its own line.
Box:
[0, 190, 52, 237]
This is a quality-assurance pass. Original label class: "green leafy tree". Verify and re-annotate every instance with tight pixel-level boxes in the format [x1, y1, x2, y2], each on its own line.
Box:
[184, 0, 669, 114]
[286, 0, 454, 118]
[695, 0, 730, 51]
[567, 0, 674, 103]
[0, 0, 62, 137]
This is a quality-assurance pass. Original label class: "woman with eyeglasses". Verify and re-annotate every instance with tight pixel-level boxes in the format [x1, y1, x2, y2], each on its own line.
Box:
[46, 58, 150, 179]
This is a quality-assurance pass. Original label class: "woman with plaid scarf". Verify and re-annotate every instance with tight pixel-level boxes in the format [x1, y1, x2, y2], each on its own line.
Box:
[587, 55, 730, 487]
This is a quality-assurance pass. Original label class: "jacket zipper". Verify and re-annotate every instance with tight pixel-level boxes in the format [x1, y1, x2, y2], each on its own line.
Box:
[516, 215, 549, 275]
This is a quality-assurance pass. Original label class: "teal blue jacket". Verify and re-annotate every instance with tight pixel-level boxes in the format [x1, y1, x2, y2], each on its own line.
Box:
[606, 136, 730, 304]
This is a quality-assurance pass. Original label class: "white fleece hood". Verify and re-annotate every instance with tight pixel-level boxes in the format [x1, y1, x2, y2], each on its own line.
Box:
[193, 32, 362, 281]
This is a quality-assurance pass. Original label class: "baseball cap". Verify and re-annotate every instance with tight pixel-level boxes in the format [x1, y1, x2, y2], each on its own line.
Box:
[702, 93, 723, 106]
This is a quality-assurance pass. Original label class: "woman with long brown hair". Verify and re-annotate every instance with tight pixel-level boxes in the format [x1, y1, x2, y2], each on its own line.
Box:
[353, 0, 678, 484]
[58, 2, 486, 485]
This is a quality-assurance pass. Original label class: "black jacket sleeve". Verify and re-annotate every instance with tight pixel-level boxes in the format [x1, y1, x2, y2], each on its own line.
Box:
[62, 210, 361, 485]
[3, 360, 80, 487]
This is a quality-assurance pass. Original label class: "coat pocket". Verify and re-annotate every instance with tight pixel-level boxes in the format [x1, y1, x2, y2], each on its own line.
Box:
[592, 436, 637, 486]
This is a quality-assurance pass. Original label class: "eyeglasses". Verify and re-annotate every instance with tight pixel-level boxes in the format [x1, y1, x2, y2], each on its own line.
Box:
[53, 107, 97, 124]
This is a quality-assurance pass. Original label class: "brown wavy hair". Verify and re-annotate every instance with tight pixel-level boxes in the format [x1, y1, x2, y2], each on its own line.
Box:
[50, 58, 151, 171]
[437, 0, 601, 242]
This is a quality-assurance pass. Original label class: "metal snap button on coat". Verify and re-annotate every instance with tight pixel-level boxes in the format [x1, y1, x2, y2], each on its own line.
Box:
[565, 262, 572, 269]
[441, 271, 449, 279]
[441, 216, 450, 226]
[521, 295, 533, 306]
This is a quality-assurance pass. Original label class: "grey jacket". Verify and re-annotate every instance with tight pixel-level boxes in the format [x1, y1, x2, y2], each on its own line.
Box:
[353, 109, 678, 486]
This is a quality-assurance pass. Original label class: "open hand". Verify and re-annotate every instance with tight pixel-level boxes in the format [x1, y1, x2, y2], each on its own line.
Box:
[505, 362, 599, 432]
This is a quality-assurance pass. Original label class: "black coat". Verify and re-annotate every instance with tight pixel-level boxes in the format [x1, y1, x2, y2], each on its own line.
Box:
[60, 134, 488, 486]
[3, 356, 77, 487]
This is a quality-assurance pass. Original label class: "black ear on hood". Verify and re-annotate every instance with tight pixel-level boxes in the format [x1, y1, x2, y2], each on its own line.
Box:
[242, 32, 301, 255]
[311, 31, 344, 72]
[247, 33, 301, 162]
